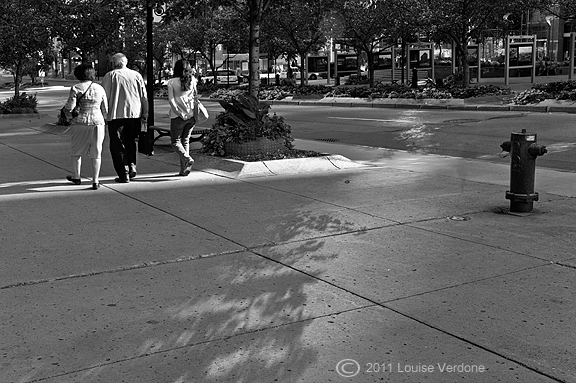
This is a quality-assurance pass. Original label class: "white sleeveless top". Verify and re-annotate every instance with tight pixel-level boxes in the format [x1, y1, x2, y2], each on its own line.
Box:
[167, 77, 198, 120]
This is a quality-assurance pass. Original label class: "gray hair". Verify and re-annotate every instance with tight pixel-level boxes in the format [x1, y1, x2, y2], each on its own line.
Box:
[111, 53, 128, 69]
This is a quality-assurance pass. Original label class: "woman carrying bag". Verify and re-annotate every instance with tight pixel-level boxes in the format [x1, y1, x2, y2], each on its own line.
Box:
[167, 59, 199, 176]
[62, 63, 108, 190]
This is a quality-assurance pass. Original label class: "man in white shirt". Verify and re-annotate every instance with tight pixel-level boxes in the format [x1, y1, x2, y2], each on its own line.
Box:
[102, 53, 148, 183]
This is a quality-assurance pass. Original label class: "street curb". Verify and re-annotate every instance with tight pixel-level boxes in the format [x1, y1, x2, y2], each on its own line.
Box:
[200, 97, 576, 114]
[264, 97, 576, 114]
[188, 152, 369, 179]
[0, 113, 47, 119]
[510, 105, 548, 113]
[547, 106, 576, 114]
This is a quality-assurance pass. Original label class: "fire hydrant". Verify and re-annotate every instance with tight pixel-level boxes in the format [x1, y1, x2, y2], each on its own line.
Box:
[500, 129, 547, 212]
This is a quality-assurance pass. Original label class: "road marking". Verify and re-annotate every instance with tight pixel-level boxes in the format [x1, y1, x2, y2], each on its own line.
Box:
[543, 142, 576, 153]
[328, 117, 413, 123]
[0, 132, 39, 137]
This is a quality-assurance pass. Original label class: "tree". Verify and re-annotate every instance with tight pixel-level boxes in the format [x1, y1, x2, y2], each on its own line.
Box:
[337, 0, 419, 87]
[425, 0, 532, 86]
[163, 1, 243, 83]
[167, 15, 231, 81]
[0, 0, 57, 97]
[53, 0, 135, 64]
[222, 0, 272, 96]
[533, 0, 576, 20]
[266, 0, 331, 85]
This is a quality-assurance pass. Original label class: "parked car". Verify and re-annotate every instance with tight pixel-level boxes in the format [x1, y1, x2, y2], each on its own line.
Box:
[200, 70, 239, 85]
[258, 69, 276, 80]
[278, 67, 301, 79]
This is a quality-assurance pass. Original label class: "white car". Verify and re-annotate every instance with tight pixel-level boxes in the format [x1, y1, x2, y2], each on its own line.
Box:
[258, 69, 276, 80]
[200, 70, 239, 85]
[278, 68, 301, 79]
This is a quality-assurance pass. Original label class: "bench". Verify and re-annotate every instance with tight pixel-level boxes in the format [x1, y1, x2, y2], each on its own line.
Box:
[149, 126, 211, 145]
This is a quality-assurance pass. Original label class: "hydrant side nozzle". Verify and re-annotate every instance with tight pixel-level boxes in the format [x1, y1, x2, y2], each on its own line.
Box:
[500, 140, 511, 152]
[528, 143, 547, 157]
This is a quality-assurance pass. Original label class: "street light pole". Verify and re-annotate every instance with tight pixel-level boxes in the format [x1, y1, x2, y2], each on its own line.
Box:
[146, 0, 155, 127]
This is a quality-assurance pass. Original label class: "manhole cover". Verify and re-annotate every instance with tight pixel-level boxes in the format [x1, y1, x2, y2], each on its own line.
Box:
[315, 138, 339, 142]
[446, 215, 471, 221]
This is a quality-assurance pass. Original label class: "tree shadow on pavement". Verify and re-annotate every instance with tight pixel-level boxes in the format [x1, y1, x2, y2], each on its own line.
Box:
[16, 210, 361, 382]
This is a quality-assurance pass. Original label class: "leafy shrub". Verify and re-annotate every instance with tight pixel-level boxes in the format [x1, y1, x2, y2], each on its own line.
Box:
[447, 84, 510, 98]
[153, 85, 167, 99]
[512, 89, 551, 105]
[208, 88, 245, 101]
[197, 82, 221, 96]
[510, 81, 576, 104]
[0, 92, 38, 113]
[292, 85, 332, 96]
[532, 80, 576, 94]
[556, 90, 576, 101]
[279, 78, 297, 87]
[345, 74, 369, 85]
[201, 93, 293, 156]
[204, 82, 511, 101]
[258, 88, 291, 100]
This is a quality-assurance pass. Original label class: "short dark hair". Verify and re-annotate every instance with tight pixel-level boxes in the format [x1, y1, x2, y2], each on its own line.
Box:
[74, 64, 95, 81]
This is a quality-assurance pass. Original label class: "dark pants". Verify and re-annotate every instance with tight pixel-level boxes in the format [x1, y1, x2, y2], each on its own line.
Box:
[108, 118, 140, 179]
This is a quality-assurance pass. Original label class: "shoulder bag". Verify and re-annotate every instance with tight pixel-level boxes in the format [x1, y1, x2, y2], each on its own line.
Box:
[193, 94, 209, 125]
[138, 120, 154, 156]
[57, 82, 92, 126]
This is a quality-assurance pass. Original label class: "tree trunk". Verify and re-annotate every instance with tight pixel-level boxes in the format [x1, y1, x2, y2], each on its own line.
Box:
[367, 51, 375, 88]
[455, 35, 470, 87]
[299, 55, 306, 85]
[13, 60, 23, 98]
[462, 53, 470, 87]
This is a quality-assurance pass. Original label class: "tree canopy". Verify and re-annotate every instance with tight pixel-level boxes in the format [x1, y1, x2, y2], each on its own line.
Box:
[0, 0, 56, 96]
[0, 0, 558, 96]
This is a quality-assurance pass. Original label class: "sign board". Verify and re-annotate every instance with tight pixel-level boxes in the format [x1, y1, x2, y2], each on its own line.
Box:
[505, 35, 537, 85]
[406, 42, 434, 83]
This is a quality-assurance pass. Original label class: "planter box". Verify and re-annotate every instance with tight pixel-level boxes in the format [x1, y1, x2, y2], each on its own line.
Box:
[224, 137, 287, 157]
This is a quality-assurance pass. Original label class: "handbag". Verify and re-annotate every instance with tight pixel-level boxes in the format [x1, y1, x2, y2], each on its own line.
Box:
[193, 96, 209, 125]
[57, 82, 92, 126]
[138, 120, 154, 156]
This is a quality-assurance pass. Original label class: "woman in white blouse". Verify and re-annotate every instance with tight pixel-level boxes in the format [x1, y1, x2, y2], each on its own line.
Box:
[62, 63, 108, 190]
[167, 59, 198, 176]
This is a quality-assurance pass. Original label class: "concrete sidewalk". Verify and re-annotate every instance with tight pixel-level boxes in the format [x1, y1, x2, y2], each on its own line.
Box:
[1, 103, 575, 383]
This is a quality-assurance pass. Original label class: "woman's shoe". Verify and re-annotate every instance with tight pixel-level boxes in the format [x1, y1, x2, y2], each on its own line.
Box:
[66, 175, 81, 185]
[92, 183, 100, 190]
[182, 158, 194, 176]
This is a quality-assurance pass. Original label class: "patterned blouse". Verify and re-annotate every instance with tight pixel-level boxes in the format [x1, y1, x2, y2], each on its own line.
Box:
[64, 81, 108, 126]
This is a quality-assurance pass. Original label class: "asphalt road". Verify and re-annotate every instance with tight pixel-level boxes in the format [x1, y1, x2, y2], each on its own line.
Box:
[4, 85, 576, 172]
[269, 104, 576, 173]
